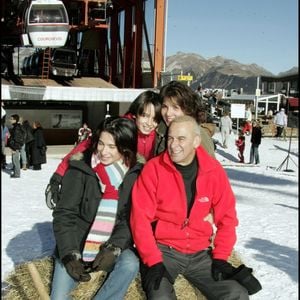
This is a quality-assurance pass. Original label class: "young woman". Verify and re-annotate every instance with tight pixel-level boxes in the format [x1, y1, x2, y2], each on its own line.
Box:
[51, 117, 143, 299]
[124, 90, 162, 161]
[155, 81, 216, 157]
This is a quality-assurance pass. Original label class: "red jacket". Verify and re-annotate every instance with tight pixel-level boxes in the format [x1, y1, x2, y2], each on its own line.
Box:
[137, 130, 156, 161]
[123, 113, 156, 161]
[130, 146, 238, 267]
[55, 138, 91, 176]
[235, 137, 245, 152]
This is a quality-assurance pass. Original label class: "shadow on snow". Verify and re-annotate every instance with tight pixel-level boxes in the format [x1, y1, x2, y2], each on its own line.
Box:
[6, 222, 55, 270]
[245, 238, 298, 283]
[225, 168, 297, 186]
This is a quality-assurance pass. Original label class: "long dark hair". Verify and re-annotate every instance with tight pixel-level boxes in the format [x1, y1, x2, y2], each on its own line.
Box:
[159, 81, 199, 118]
[126, 90, 162, 124]
[91, 117, 138, 168]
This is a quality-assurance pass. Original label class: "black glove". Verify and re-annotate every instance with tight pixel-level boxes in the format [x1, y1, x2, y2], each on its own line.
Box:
[143, 262, 174, 291]
[230, 264, 262, 295]
[45, 173, 62, 209]
[92, 243, 121, 272]
[212, 259, 235, 281]
[62, 253, 91, 282]
[212, 259, 262, 295]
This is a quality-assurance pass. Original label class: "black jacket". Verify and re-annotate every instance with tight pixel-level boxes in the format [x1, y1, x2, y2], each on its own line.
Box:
[52, 152, 143, 260]
[32, 127, 47, 165]
[251, 126, 262, 145]
[22, 123, 35, 144]
[7, 123, 24, 151]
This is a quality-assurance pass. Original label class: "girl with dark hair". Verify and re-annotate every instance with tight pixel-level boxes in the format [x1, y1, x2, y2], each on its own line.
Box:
[124, 90, 162, 161]
[159, 80, 199, 118]
[51, 117, 143, 299]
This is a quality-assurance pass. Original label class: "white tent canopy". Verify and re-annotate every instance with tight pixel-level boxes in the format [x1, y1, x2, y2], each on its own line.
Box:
[1, 84, 149, 102]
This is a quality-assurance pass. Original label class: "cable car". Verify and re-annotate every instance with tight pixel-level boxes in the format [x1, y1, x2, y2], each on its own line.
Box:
[24, 0, 69, 48]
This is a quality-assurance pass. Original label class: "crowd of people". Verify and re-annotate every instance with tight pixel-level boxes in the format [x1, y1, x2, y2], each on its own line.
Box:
[1, 104, 47, 178]
[42, 81, 262, 300]
[214, 102, 287, 165]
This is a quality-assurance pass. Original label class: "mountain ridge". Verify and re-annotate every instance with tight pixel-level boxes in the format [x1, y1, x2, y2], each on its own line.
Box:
[165, 51, 298, 93]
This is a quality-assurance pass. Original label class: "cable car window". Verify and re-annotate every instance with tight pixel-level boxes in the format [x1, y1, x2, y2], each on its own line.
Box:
[29, 6, 67, 24]
[53, 50, 76, 64]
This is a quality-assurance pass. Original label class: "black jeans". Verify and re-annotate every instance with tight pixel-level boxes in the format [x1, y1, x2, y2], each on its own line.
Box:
[141, 244, 249, 300]
[276, 126, 284, 137]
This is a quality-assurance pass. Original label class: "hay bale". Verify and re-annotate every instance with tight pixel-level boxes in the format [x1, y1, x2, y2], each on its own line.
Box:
[3, 257, 53, 300]
[3, 251, 243, 300]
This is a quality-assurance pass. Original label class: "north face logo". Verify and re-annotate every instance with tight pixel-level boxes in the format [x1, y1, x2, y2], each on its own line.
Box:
[198, 197, 209, 203]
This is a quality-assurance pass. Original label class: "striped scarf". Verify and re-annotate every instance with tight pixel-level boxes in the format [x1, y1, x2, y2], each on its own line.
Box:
[82, 160, 128, 262]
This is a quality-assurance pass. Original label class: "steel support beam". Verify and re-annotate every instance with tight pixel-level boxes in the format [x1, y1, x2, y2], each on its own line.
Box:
[122, 6, 133, 88]
[110, 12, 119, 84]
[153, 0, 166, 87]
[132, 0, 143, 88]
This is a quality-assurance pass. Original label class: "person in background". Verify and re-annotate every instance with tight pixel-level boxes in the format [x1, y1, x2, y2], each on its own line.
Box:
[1, 113, 9, 169]
[51, 117, 143, 300]
[242, 106, 252, 135]
[195, 84, 204, 104]
[266, 109, 273, 119]
[7, 114, 24, 178]
[130, 116, 261, 299]
[77, 122, 92, 144]
[155, 80, 215, 158]
[31, 121, 47, 170]
[220, 111, 232, 149]
[274, 108, 288, 139]
[18, 117, 28, 170]
[124, 90, 162, 161]
[22, 120, 35, 168]
[249, 120, 262, 165]
[207, 90, 218, 115]
[235, 131, 245, 163]
[196, 105, 217, 151]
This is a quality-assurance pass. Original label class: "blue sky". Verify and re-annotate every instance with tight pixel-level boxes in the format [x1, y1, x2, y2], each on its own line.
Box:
[164, 0, 298, 75]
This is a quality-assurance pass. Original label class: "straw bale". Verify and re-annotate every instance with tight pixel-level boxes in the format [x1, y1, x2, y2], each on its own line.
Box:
[3, 251, 243, 300]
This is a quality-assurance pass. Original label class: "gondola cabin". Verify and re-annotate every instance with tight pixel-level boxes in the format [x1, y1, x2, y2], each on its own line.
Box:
[25, 0, 69, 48]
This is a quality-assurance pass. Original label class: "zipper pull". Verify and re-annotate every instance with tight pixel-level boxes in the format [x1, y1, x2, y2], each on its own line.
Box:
[181, 218, 189, 229]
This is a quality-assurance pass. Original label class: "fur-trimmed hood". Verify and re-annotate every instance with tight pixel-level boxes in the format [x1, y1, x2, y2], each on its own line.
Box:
[69, 151, 85, 161]
[70, 152, 84, 160]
